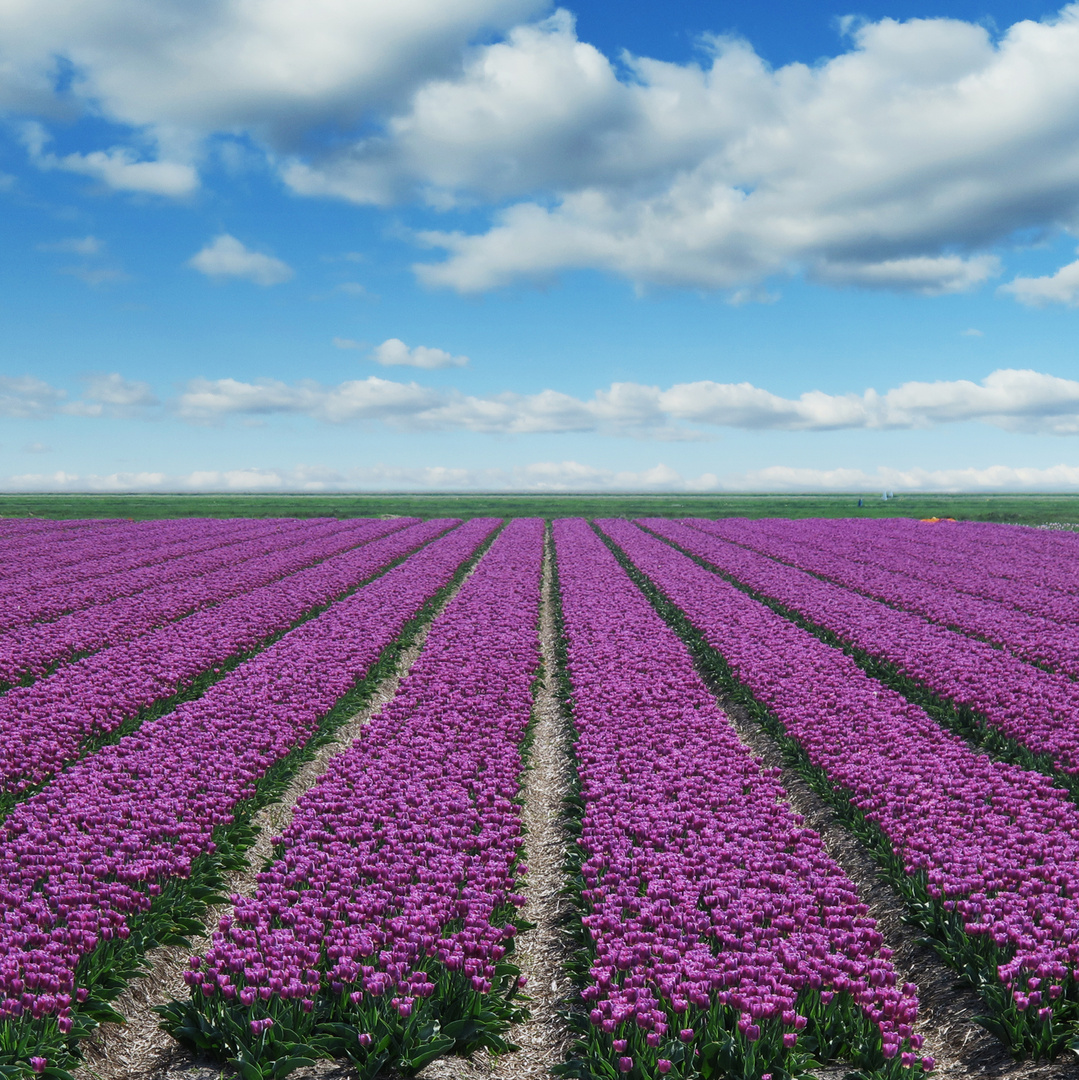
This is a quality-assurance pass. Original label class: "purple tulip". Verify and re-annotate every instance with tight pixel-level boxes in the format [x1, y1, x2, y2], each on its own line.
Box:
[601, 517, 1079, 1042]
[553, 520, 921, 1077]
[177, 520, 544, 1075]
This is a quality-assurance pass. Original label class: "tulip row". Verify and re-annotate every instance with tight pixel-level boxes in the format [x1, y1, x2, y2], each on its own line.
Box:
[161, 518, 544, 1080]
[0, 517, 408, 688]
[643, 519, 1079, 782]
[0, 518, 454, 817]
[816, 517, 1079, 605]
[0, 517, 287, 615]
[0, 518, 338, 636]
[0, 517, 228, 577]
[0, 517, 500, 1078]
[552, 519, 926, 1080]
[690, 518, 1079, 677]
[599, 519, 1079, 1059]
[726, 516, 1079, 606]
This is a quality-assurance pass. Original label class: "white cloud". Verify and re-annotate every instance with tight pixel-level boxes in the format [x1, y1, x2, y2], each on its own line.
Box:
[187, 235, 294, 286]
[74, 372, 158, 416]
[6, 460, 1079, 494]
[367, 7, 1079, 293]
[730, 464, 1079, 492]
[23, 124, 197, 196]
[810, 255, 1001, 295]
[371, 337, 468, 369]
[0, 0, 543, 149]
[332, 337, 363, 350]
[13, 367, 1079, 438]
[1000, 253, 1079, 306]
[36, 235, 102, 255]
[0, 372, 160, 419]
[0, 375, 67, 418]
[168, 367, 1079, 436]
[337, 282, 372, 297]
[6, 6, 1079, 292]
[45, 146, 198, 197]
[961, 327, 984, 336]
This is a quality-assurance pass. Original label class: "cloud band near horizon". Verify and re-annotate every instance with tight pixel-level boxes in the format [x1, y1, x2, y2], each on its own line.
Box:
[7, 461, 1079, 494]
[7, 368, 1079, 437]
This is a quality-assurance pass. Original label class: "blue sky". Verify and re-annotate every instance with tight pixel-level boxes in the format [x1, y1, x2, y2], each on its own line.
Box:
[2, 0, 1079, 492]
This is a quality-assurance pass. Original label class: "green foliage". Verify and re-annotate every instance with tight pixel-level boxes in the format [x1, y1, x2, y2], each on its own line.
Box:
[3, 492, 1079, 523]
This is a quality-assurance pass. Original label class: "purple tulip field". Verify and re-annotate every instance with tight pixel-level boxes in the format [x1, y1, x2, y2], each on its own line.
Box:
[0, 515, 1077, 1079]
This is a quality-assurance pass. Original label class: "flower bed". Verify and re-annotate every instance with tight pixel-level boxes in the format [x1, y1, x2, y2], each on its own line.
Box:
[553, 519, 924, 1080]
[644, 519, 1079, 780]
[162, 518, 544, 1080]
[0, 518, 408, 687]
[0, 520, 454, 813]
[0, 518, 500, 1078]
[600, 519, 1079, 1059]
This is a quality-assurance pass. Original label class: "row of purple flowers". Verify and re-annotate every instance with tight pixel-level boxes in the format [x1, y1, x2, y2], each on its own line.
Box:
[0, 517, 499, 1077]
[600, 519, 1079, 1059]
[833, 516, 1079, 607]
[0, 518, 263, 580]
[0, 518, 317, 634]
[0, 519, 455, 807]
[0, 516, 286, 603]
[692, 518, 1079, 678]
[782, 516, 1079, 610]
[0, 517, 407, 686]
[554, 519, 925, 1080]
[166, 518, 544, 1079]
[643, 519, 1079, 780]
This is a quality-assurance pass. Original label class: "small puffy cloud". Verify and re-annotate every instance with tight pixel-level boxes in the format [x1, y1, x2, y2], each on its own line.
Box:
[371, 338, 468, 369]
[810, 255, 1001, 295]
[175, 376, 442, 424]
[961, 327, 984, 336]
[1000, 254, 1079, 306]
[336, 282, 371, 297]
[0, 375, 67, 418]
[36, 235, 102, 255]
[187, 235, 294, 286]
[332, 337, 363, 350]
[84, 372, 157, 407]
[23, 124, 197, 196]
[49, 147, 198, 196]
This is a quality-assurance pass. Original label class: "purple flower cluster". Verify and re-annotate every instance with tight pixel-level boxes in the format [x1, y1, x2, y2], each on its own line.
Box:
[793, 517, 1079, 615]
[554, 520, 924, 1078]
[179, 518, 543, 1068]
[0, 519, 454, 800]
[689, 518, 1079, 678]
[600, 520, 1079, 1041]
[0, 518, 409, 685]
[0, 517, 499, 1035]
[0, 518, 294, 632]
[646, 518, 1079, 778]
